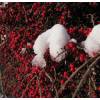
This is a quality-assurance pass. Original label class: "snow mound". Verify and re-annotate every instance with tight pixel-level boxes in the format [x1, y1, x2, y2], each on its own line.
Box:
[33, 29, 50, 55]
[32, 24, 70, 67]
[83, 24, 100, 57]
[32, 55, 46, 68]
[48, 24, 70, 62]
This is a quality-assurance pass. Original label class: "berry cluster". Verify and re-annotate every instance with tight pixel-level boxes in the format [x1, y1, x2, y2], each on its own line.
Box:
[0, 2, 99, 98]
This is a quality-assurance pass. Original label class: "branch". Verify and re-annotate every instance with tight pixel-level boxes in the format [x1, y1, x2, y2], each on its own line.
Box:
[90, 77, 96, 91]
[0, 41, 6, 48]
[72, 56, 100, 97]
[54, 49, 67, 61]
[58, 57, 94, 95]
[44, 71, 58, 98]
[88, 77, 91, 97]
[21, 75, 37, 97]
[88, 14, 95, 26]
[22, 5, 28, 23]
[14, 73, 32, 93]
[37, 76, 42, 97]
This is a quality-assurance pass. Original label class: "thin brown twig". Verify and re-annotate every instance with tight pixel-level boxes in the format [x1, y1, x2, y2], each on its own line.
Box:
[58, 57, 94, 95]
[0, 41, 6, 47]
[91, 14, 95, 26]
[21, 73, 32, 83]
[88, 77, 91, 97]
[72, 56, 100, 98]
[21, 75, 37, 97]
[53, 67, 57, 80]
[22, 5, 28, 23]
[88, 14, 95, 26]
[44, 71, 58, 98]
[90, 77, 96, 90]
[54, 49, 67, 61]
[37, 76, 42, 98]
[14, 72, 32, 93]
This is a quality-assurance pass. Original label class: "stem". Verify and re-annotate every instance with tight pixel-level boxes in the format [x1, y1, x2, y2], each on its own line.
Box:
[37, 76, 42, 98]
[88, 77, 91, 97]
[21, 75, 37, 97]
[90, 77, 96, 90]
[44, 71, 58, 98]
[22, 5, 28, 23]
[58, 57, 94, 95]
[88, 14, 95, 26]
[72, 56, 100, 97]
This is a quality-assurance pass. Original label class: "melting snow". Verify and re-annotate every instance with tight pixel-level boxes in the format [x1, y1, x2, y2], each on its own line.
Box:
[32, 24, 70, 67]
[83, 24, 100, 57]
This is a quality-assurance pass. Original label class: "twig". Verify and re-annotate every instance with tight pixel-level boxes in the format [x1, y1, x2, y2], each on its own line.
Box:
[0, 41, 6, 47]
[58, 57, 94, 95]
[88, 77, 91, 97]
[15, 73, 32, 93]
[54, 49, 67, 61]
[22, 5, 28, 23]
[0, 70, 6, 97]
[21, 75, 37, 97]
[45, 71, 53, 82]
[21, 73, 32, 83]
[37, 76, 42, 97]
[88, 14, 95, 26]
[72, 56, 100, 97]
[44, 71, 58, 98]
[90, 77, 96, 90]
[53, 67, 57, 80]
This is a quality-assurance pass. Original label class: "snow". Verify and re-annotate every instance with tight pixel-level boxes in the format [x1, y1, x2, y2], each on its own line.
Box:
[20, 48, 26, 54]
[83, 24, 100, 57]
[69, 38, 77, 43]
[1, 35, 6, 41]
[0, 93, 7, 98]
[0, 2, 8, 8]
[48, 24, 70, 62]
[27, 42, 31, 46]
[33, 29, 50, 55]
[32, 24, 70, 67]
[32, 55, 46, 68]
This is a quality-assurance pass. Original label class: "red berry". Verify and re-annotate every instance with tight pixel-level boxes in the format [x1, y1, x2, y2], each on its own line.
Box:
[66, 42, 77, 52]
[60, 80, 65, 85]
[63, 71, 68, 79]
[79, 53, 86, 63]
[69, 63, 76, 72]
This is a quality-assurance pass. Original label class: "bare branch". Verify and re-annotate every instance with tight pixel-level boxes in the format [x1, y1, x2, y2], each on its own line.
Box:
[44, 71, 58, 98]
[72, 56, 100, 97]
[88, 78, 91, 97]
[21, 75, 37, 97]
[58, 57, 94, 95]
[37, 76, 42, 97]
[88, 14, 95, 26]
[90, 77, 96, 90]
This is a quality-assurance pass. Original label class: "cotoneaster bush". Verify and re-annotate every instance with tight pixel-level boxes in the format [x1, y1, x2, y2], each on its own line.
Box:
[0, 2, 100, 97]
